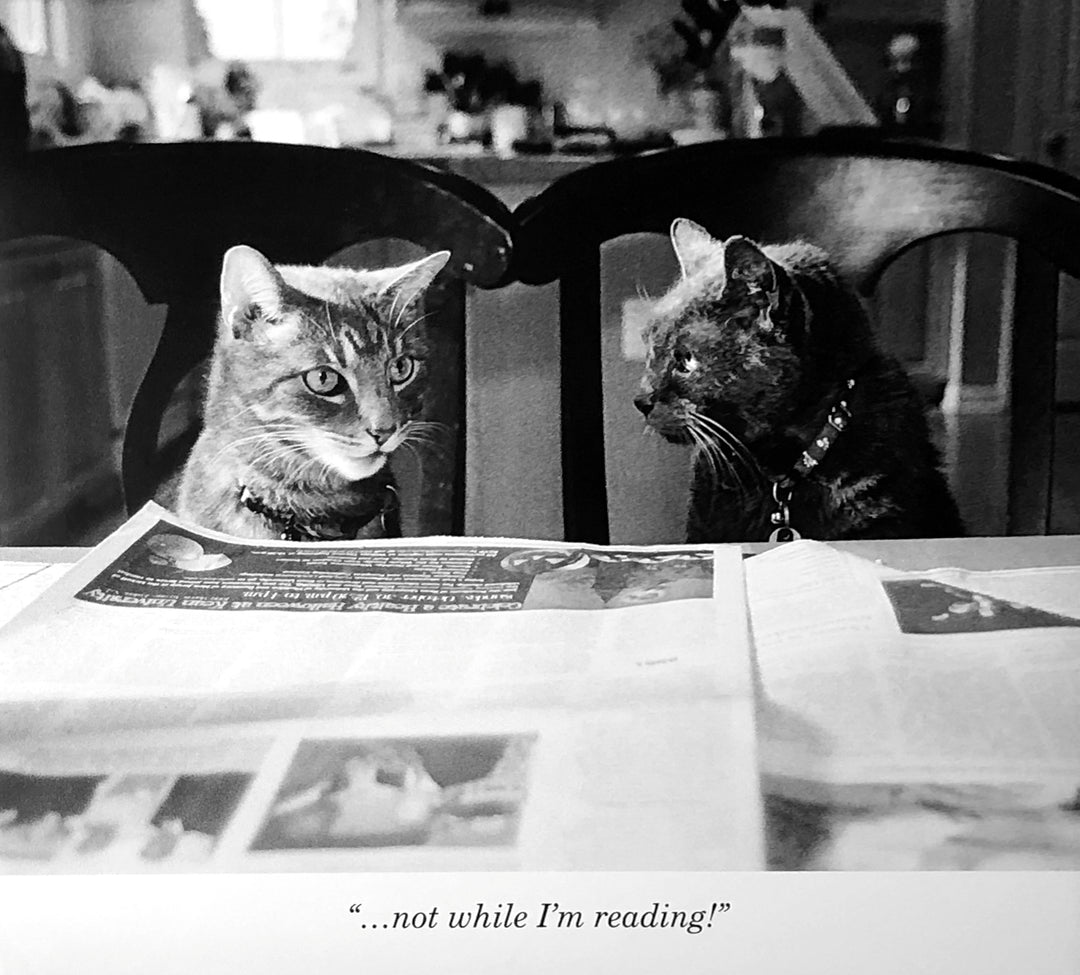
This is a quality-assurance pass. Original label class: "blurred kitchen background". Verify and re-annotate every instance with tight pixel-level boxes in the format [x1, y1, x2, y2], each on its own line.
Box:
[0, 0, 951, 155]
[0, 0, 1078, 545]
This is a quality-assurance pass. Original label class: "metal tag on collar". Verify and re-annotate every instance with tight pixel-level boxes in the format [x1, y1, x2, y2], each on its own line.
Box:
[768, 480, 802, 543]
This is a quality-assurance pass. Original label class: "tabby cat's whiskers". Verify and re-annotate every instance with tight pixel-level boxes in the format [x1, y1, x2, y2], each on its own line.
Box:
[399, 310, 434, 338]
[401, 420, 451, 458]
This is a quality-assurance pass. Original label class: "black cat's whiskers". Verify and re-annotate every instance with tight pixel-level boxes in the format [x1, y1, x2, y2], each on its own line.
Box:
[685, 423, 743, 496]
[685, 410, 761, 497]
[691, 411, 763, 485]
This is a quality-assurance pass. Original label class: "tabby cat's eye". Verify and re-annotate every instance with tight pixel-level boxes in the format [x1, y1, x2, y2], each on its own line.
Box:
[388, 354, 416, 386]
[303, 366, 348, 397]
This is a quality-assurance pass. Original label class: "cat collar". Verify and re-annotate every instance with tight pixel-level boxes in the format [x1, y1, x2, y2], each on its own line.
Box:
[237, 483, 399, 542]
[768, 378, 855, 543]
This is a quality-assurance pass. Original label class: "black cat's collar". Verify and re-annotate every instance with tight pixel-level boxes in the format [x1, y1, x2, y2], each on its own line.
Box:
[767, 378, 855, 542]
[237, 483, 399, 542]
[786, 377, 855, 482]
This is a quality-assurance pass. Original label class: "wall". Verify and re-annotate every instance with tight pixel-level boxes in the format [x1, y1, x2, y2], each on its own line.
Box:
[88, 0, 207, 84]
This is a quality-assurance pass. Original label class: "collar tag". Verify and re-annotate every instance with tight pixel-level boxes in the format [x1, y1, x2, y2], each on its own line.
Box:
[768, 480, 802, 543]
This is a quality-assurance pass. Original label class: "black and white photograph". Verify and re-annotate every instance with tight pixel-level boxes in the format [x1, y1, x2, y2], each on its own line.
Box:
[497, 547, 714, 609]
[1, 0, 1079, 971]
[251, 734, 534, 851]
[764, 775, 1080, 871]
[882, 578, 1080, 634]
[0, 768, 251, 866]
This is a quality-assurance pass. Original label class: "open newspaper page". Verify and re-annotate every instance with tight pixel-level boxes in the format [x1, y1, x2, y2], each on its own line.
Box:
[745, 540, 1080, 870]
[0, 503, 762, 872]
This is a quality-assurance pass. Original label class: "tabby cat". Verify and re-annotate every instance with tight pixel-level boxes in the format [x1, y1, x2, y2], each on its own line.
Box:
[172, 244, 450, 540]
[635, 219, 963, 542]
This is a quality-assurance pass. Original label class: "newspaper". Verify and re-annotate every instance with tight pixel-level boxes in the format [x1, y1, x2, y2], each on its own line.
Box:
[0, 563, 70, 630]
[0, 503, 762, 873]
[746, 540, 1080, 870]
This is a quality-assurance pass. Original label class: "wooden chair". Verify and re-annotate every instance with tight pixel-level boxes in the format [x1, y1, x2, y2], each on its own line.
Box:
[513, 134, 1080, 543]
[0, 140, 514, 536]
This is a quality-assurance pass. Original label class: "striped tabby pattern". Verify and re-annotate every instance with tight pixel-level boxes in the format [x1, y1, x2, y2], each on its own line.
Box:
[171, 245, 450, 540]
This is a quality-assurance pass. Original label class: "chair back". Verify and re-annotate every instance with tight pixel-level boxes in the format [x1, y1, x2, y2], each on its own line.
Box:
[0, 141, 514, 536]
[514, 134, 1080, 542]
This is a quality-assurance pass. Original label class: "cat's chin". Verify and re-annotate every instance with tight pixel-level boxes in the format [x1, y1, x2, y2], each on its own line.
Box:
[326, 452, 389, 482]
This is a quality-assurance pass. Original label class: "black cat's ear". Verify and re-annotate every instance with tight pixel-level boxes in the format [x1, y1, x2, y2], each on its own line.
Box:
[377, 250, 451, 313]
[220, 245, 286, 339]
[722, 236, 777, 296]
[670, 218, 718, 278]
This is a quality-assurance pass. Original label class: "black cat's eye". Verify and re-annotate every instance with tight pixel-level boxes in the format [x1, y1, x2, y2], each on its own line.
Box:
[388, 354, 416, 386]
[302, 366, 348, 397]
[672, 349, 698, 375]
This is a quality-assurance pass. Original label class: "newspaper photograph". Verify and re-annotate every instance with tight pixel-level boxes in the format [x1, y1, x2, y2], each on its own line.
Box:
[0, 701, 763, 873]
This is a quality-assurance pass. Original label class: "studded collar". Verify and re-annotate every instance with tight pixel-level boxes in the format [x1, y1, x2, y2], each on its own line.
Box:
[767, 378, 855, 542]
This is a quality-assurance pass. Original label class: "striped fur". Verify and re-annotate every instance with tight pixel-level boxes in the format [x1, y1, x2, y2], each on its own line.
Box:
[170, 245, 450, 539]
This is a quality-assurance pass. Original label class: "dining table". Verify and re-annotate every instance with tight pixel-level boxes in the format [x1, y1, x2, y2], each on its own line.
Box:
[4, 534, 1080, 569]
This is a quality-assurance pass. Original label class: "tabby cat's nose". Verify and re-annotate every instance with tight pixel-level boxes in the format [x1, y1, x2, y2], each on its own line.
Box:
[634, 394, 654, 417]
[369, 426, 395, 446]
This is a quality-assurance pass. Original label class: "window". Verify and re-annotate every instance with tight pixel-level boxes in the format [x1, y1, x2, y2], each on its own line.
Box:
[196, 0, 357, 61]
[2, 0, 67, 64]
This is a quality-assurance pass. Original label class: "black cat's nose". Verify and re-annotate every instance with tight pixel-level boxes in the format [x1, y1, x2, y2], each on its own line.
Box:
[369, 426, 395, 446]
[634, 394, 654, 417]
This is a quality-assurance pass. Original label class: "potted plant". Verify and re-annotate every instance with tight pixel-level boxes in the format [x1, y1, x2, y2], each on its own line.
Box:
[637, 0, 743, 139]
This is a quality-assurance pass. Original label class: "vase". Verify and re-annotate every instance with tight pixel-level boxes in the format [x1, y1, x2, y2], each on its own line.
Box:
[672, 82, 726, 145]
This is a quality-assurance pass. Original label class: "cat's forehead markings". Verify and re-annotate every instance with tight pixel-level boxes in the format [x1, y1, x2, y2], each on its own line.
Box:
[342, 327, 377, 365]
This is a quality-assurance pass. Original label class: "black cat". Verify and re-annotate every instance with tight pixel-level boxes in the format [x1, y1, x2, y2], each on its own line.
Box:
[635, 219, 964, 542]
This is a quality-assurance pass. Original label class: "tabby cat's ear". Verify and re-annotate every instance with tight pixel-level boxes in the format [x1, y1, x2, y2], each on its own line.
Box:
[722, 236, 777, 295]
[220, 245, 287, 340]
[377, 251, 452, 311]
[670, 218, 718, 278]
